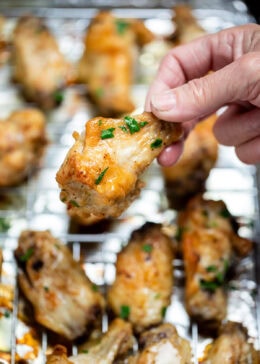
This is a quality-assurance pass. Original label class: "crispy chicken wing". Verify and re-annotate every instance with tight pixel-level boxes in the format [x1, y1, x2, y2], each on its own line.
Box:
[15, 230, 105, 340]
[201, 321, 259, 363]
[78, 11, 154, 116]
[12, 16, 75, 109]
[56, 111, 182, 224]
[178, 195, 252, 328]
[0, 109, 47, 187]
[129, 323, 192, 364]
[162, 114, 218, 209]
[47, 319, 133, 364]
[107, 222, 174, 333]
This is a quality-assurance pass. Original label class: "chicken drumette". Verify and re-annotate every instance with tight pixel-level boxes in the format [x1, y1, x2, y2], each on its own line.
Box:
[108, 222, 174, 333]
[15, 230, 104, 340]
[12, 16, 75, 109]
[56, 112, 182, 224]
[0, 108, 47, 187]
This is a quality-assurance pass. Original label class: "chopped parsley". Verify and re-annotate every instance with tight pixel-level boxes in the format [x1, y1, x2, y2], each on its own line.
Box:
[0, 217, 10, 232]
[142, 244, 153, 253]
[69, 200, 80, 207]
[206, 265, 218, 273]
[20, 247, 34, 262]
[150, 139, 163, 150]
[95, 87, 104, 98]
[44, 286, 49, 292]
[161, 306, 167, 318]
[53, 90, 64, 104]
[219, 208, 231, 218]
[4, 310, 10, 318]
[115, 19, 129, 35]
[101, 127, 115, 139]
[124, 116, 148, 134]
[201, 259, 229, 292]
[98, 120, 103, 126]
[154, 293, 161, 299]
[199, 279, 221, 293]
[92, 284, 98, 292]
[95, 167, 109, 185]
[81, 350, 89, 354]
[119, 125, 128, 133]
[120, 305, 130, 319]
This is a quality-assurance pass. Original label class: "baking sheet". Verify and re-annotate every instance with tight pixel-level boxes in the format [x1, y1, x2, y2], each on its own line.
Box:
[0, 3, 259, 363]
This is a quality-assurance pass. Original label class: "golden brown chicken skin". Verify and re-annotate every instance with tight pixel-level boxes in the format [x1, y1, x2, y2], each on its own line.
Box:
[12, 16, 75, 109]
[0, 109, 47, 187]
[201, 321, 259, 364]
[128, 323, 192, 364]
[107, 222, 174, 333]
[178, 195, 252, 328]
[56, 111, 182, 225]
[47, 319, 133, 364]
[15, 230, 105, 341]
[162, 114, 218, 210]
[78, 11, 154, 116]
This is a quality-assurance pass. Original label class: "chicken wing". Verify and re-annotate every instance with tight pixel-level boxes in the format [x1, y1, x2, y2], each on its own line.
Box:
[56, 111, 182, 225]
[14, 230, 105, 340]
[0, 108, 47, 187]
[178, 195, 252, 328]
[12, 16, 75, 109]
[47, 318, 133, 364]
[107, 222, 174, 333]
[201, 321, 259, 363]
[162, 114, 218, 209]
[77, 11, 154, 116]
[129, 323, 192, 364]
[0, 16, 10, 66]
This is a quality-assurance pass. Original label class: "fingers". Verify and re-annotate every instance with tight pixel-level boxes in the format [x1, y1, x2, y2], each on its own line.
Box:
[213, 105, 260, 146]
[157, 141, 184, 166]
[235, 136, 260, 164]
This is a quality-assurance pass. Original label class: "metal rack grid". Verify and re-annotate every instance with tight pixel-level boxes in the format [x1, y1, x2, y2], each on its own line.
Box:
[0, 4, 259, 363]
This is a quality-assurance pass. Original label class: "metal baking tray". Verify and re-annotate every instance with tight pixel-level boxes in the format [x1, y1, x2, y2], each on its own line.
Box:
[0, 2, 259, 363]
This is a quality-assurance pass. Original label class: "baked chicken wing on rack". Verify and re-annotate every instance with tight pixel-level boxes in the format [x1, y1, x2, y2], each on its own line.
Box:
[178, 195, 252, 329]
[15, 230, 105, 341]
[128, 323, 192, 364]
[12, 16, 75, 109]
[0, 108, 47, 187]
[47, 318, 133, 364]
[201, 321, 259, 363]
[107, 222, 174, 333]
[56, 111, 182, 225]
[78, 11, 154, 116]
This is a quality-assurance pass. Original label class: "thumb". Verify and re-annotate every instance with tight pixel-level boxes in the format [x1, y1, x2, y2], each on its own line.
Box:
[150, 53, 260, 122]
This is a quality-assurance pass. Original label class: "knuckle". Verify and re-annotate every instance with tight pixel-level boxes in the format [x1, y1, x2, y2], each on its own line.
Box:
[186, 77, 210, 111]
[238, 53, 260, 102]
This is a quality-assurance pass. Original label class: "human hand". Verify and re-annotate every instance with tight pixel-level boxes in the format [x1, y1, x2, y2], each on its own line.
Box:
[145, 23, 260, 165]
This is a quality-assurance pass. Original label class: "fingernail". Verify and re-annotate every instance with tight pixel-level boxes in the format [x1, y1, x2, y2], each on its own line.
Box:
[151, 91, 176, 111]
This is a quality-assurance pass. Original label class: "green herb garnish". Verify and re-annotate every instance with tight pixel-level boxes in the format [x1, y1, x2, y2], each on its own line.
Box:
[92, 284, 98, 292]
[95, 167, 109, 185]
[124, 116, 141, 134]
[120, 305, 130, 319]
[154, 293, 161, 299]
[0, 217, 10, 232]
[101, 127, 115, 139]
[44, 286, 49, 292]
[119, 125, 128, 133]
[4, 310, 10, 318]
[150, 139, 163, 150]
[70, 200, 80, 207]
[115, 19, 129, 35]
[20, 247, 34, 262]
[53, 90, 64, 104]
[142, 244, 153, 253]
[199, 279, 221, 293]
[219, 208, 231, 218]
[161, 306, 167, 318]
[206, 265, 218, 272]
[95, 87, 104, 98]
[81, 350, 89, 354]
[98, 120, 103, 126]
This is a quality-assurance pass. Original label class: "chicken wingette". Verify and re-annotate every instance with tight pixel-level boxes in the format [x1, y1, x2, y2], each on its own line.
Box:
[162, 114, 218, 209]
[0, 109, 47, 187]
[107, 222, 174, 333]
[46, 318, 133, 364]
[178, 195, 252, 328]
[12, 16, 75, 109]
[201, 321, 260, 363]
[56, 111, 182, 225]
[15, 230, 105, 340]
[78, 11, 154, 116]
[128, 323, 192, 364]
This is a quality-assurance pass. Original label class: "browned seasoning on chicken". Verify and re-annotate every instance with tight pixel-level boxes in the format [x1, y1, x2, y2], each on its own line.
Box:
[77, 11, 154, 116]
[0, 109, 47, 187]
[128, 323, 192, 364]
[107, 222, 174, 333]
[178, 195, 253, 329]
[12, 16, 75, 109]
[46, 318, 133, 364]
[56, 111, 182, 225]
[15, 230, 105, 340]
[201, 321, 260, 363]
